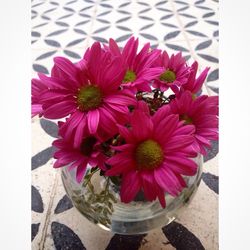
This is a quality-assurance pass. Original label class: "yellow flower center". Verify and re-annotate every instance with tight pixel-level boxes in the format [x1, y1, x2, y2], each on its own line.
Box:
[123, 70, 136, 83]
[80, 136, 97, 156]
[159, 69, 176, 83]
[135, 140, 164, 170]
[77, 85, 102, 111]
[180, 114, 193, 125]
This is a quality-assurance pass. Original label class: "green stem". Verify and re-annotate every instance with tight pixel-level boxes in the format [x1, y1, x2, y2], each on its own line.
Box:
[83, 167, 100, 187]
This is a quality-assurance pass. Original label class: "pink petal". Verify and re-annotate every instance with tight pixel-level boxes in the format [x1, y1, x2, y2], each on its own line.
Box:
[43, 101, 76, 119]
[87, 109, 100, 134]
[122, 36, 136, 64]
[105, 158, 135, 176]
[142, 49, 161, 69]
[175, 173, 187, 188]
[120, 171, 141, 203]
[153, 114, 179, 144]
[87, 42, 102, 84]
[140, 171, 157, 201]
[52, 139, 65, 149]
[154, 183, 166, 208]
[154, 167, 182, 196]
[101, 57, 126, 93]
[109, 38, 121, 56]
[38, 73, 74, 90]
[131, 110, 153, 140]
[193, 67, 210, 93]
[195, 134, 211, 147]
[164, 158, 197, 176]
[67, 158, 85, 171]
[152, 105, 172, 125]
[185, 61, 198, 90]
[162, 51, 170, 68]
[112, 144, 135, 152]
[106, 102, 129, 113]
[98, 107, 118, 135]
[59, 111, 85, 139]
[53, 57, 79, 82]
[39, 89, 74, 102]
[173, 124, 195, 136]
[73, 115, 87, 148]
[32, 104, 43, 117]
[76, 160, 88, 183]
[53, 152, 81, 168]
[136, 101, 150, 115]
[164, 135, 194, 151]
[105, 94, 136, 106]
[133, 43, 150, 71]
[117, 125, 134, 143]
[75, 58, 87, 71]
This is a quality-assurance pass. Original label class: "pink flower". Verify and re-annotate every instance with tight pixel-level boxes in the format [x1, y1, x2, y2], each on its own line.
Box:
[53, 123, 107, 183]
[108, 36, 163, 93]
[152, 51, 190, 93]
[180, 61, 210, 95]
[32, 42, 137, 144]
[167, 90, 218, 155]
[105, 102, 197, 208]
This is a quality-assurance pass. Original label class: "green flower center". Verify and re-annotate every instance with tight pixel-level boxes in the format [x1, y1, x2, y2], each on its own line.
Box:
[135, 140, 164, 170]
[77, 85, 102, 111]
[180, 114, 193, 125]
[80, 136, 97, 156]
[159, 69, 176, 83]
[123, 70, 136, 83]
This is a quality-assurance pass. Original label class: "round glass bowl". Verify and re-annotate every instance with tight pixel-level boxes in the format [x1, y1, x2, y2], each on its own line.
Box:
[61, 155, 203, 234]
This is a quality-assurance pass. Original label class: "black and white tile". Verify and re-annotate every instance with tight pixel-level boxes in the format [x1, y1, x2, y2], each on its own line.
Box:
[32, 0, 219, 249]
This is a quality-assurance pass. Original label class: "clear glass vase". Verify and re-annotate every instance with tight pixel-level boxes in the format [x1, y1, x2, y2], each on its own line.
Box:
[61, 155, 203, 234]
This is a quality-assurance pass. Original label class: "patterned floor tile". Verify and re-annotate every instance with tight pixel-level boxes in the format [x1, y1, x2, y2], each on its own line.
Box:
[42, 173, 113, 250]
[174, 0, 219, 41]
[32, 46, 86, 75]
[32, 119, 58, 246]
[140, 228, 176, 250]
[176, 181, 218, 250]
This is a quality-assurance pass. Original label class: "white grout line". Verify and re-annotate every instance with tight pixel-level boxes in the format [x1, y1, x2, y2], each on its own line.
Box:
[85, 0, 100, 47]
[38, 171, 59, 250]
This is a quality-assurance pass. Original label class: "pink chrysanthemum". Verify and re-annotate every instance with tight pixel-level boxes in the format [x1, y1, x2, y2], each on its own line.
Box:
[152, 51, 190, 93]
[108, 37, 163, 93]
[167, 90, 218, 155]
[180, 61, 210, 95]
[32, 42, 137, 145]
[53, 124, 107, 183]
[105, 102, 197, 208]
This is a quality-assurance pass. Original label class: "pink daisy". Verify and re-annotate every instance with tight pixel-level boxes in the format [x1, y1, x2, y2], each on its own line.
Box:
[53, 123, 107, 183]
[105, 101, 197, 208]
[180, 61, 210, 95]
[108, 36, 163, 93]
[32, 42, 137, 145]
[167, 90, 218, 155]
[152, 51, 190, 93]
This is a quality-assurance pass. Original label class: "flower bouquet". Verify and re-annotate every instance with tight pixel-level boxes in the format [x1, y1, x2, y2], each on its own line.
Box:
[32, 37, 218, 234]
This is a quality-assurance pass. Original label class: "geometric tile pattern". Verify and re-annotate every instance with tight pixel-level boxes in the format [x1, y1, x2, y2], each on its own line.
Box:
[32, 0, 219, 249]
